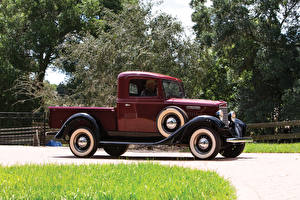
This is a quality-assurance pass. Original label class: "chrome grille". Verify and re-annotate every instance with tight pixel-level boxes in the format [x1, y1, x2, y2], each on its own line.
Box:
[219, 106, 229, 127]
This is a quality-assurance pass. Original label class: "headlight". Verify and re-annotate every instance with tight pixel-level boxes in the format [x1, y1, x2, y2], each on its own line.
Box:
[228, 111, 236, 122]
[216, 110, 224, 121]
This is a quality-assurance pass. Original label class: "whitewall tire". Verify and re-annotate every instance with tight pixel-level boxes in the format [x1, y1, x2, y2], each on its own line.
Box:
[69, 128, 98, 158]
[189, 128, 220, 160]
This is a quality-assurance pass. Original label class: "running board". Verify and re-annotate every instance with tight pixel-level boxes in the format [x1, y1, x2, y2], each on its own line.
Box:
[99, 141, 164, 146]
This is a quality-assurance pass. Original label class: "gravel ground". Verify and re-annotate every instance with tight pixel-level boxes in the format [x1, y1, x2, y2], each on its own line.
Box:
[0, 145, 300, 200]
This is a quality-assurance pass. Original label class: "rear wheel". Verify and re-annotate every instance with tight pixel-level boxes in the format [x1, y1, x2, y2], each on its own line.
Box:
[189, 128, 221, 160]
[220, 143, 245, 158]
[69, 127, 98, 158]
[103, 144, 129, 157]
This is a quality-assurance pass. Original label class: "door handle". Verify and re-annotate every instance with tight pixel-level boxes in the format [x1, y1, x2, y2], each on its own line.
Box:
[125, 104, 131, 107]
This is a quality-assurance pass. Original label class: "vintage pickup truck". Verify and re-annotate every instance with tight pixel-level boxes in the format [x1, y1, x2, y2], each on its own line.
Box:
[49, 71, 252, 160]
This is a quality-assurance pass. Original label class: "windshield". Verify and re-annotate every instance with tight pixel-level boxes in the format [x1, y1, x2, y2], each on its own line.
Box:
[162, 80, 185, 99]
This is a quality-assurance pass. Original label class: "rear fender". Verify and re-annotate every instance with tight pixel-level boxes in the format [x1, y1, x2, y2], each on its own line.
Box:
[54, 113, 101, 141]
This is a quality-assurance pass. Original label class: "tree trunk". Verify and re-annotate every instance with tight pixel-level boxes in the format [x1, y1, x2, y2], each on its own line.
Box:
[37, 52, 52, 84]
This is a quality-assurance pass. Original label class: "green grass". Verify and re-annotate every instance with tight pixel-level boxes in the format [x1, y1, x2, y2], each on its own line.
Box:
[0, 163, 236, 200]
[244, 143, 300, 153]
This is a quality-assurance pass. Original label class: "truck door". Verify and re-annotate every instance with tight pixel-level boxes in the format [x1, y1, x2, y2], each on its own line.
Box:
[117, 78, 164, 133]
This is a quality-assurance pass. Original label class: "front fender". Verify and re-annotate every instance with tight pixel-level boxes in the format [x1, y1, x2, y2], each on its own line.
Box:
[183, 115, 226, 132]
[54, 113, 100, 140]
[229, 118, 247, 138]
[164, 115, 227, 144]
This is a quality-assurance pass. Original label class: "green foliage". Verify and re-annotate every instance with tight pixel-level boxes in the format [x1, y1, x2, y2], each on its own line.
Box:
[191, 0, 300, 122]
[0, 61, 17, 111]
[57, 3, 204, 106]
[0, 60, 37, 111]
[0, 0, 124, 111]
[281, 79, 300, 120]
[11, 74, 61, 111]
[1, 0, 298, 124]
[0, 163, 236, 199]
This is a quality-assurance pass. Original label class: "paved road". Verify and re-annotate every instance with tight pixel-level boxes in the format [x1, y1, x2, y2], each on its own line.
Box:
[0, 146, 300, 200]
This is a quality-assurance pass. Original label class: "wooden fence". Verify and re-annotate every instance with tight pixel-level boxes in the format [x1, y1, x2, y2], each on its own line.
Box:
[0, 112, 58, 146]
[0, 127, 43, 146]
[248, 120, 300, 142]
[0, 126, 58, 146]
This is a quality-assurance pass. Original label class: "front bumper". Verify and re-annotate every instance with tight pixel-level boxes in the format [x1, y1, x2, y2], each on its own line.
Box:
[226, 137, 253, 143]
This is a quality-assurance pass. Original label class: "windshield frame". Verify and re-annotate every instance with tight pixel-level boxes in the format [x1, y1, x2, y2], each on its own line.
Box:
[162, 79, 185, 99]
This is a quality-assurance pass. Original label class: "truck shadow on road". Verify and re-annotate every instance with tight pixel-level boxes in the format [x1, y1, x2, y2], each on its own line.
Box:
[53, 154, 253, 161]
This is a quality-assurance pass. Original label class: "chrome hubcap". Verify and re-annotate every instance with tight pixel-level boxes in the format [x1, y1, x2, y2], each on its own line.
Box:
[166, 117, 177, 129]
[77, 136, 88, 148]
[198, 138, 209, 150]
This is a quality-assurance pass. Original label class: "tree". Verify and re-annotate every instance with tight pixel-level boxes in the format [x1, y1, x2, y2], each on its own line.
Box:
[0, 0, 126, 111]
[0, 61, 19, 111]
[191, 0, 300, 122]
[0, 0, 125, 82]
[56, 3, 204, 106]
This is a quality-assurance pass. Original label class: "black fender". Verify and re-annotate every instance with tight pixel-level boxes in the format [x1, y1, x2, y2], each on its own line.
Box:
[183, 115, 226, 131]
[154, 115, 227, 145]
[54, 113, 101, 140]
[172, 115, 228, 143]
[229, 118, 247, 138]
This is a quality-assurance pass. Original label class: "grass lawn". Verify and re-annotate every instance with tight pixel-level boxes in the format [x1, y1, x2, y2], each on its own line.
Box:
[0, 163, 236, 200]
[244, 143, 300, 153]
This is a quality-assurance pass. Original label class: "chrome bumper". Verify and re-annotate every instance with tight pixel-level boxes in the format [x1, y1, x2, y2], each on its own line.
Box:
[226, 137, 253, 143]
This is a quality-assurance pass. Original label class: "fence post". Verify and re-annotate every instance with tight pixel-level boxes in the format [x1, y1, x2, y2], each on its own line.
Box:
[41, 112, 46, 146]
[33, 129, 40, 146]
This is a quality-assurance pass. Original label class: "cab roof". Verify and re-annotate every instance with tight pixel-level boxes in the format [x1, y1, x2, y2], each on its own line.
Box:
[118, 71, 182, 82]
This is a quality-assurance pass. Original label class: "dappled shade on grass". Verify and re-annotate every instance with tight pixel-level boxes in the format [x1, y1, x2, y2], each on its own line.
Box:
[0, 163, 236, 199]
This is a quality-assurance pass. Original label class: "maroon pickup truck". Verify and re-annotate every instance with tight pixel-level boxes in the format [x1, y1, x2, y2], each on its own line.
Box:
[49, 71, 252, 159]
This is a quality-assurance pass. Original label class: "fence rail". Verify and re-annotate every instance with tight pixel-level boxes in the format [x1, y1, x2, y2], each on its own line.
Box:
[0, 112, 52, 146]
[248, 120, 300, 129]
[0, 127, 43, 134]
[248, 120, 300, 142]
[0, 127, 42, 146]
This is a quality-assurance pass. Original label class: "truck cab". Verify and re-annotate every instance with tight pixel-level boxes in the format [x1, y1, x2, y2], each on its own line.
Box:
[50, 71, 252, 160]
[117, 71, 224, 134]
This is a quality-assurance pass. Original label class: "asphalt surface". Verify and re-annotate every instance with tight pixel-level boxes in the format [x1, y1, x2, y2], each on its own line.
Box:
[0, 145, 300, 200]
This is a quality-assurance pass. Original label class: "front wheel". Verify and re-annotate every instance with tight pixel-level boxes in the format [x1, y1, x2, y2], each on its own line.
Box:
[189, 128, 221, 160]
[103, 144, 129, 157]
[69, 127, 98, 158]
[220, 143, 245, 158]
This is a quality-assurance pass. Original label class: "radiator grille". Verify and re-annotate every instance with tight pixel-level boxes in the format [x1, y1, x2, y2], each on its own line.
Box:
[219, 106, 229, 127]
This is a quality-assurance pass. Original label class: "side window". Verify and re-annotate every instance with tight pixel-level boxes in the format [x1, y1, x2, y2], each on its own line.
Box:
[129, 79, 158, 97]
[129, 83, 138, 96]
[162, 80, 184, 98]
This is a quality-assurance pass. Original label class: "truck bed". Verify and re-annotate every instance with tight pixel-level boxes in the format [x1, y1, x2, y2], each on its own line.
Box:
[49, 106, 117, 131]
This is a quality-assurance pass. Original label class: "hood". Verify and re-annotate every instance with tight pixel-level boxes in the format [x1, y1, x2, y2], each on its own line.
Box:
[166, 98, 227, 107]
